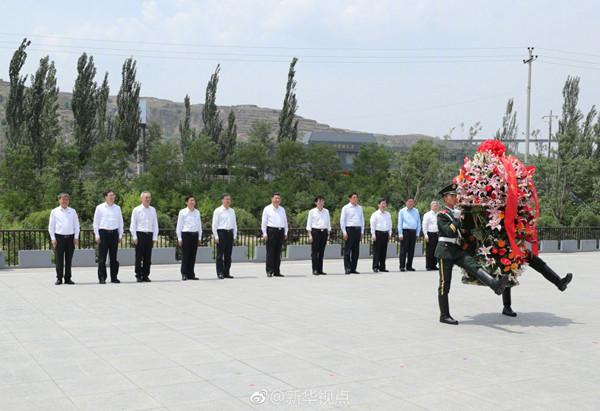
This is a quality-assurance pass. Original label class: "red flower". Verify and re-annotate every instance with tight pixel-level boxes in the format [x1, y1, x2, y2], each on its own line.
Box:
[492, 248, 499, 254]
[498, 248, 506, 256]
[486, 185, 492, 192]
[478, 140, 506, 157]
[501, 258, 511, 266]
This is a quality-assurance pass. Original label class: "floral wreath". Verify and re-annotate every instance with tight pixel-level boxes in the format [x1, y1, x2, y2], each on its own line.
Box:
[454, 139, 540, 286]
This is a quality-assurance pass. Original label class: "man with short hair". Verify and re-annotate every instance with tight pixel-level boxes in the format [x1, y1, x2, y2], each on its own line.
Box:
[130, 191, 159, 282]
[212, 193, 237, 279]
[370, 198, 392, 273]
[398, 197, 420, 272]
[48, 193, 80, 285]
[93, 189, 124, 284]
[261, 193, 288, 277]
[340, 192, 364, 274]
[422, 201, 440, 271]
[306, 196, 331, 275]
[176, 195, 202, 281]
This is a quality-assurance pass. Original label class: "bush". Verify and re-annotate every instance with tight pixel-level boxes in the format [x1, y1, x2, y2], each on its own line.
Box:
[235, 208, 259, 228]
[537, 215, 562, 227]
[296, 209, 311, 229]
[22, 209, 53, 229]
[571, 210, 600, 227]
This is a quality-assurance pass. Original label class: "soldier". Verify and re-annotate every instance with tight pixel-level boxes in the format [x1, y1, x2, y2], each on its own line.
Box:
[435, 183, 509, 325]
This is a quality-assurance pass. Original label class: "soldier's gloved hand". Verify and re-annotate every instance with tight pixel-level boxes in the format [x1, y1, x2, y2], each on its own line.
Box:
[453, 209, 462, 219]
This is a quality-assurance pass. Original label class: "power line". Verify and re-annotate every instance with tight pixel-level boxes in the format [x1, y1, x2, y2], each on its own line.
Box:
[537, 61, 600, 72]
[537, 47, 600, 59]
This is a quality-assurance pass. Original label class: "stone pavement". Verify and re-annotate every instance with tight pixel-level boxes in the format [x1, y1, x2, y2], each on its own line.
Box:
[1, 253, 598, 410]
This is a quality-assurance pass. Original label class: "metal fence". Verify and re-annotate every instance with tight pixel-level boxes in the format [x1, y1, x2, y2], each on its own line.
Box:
[1, 227, 599, 266]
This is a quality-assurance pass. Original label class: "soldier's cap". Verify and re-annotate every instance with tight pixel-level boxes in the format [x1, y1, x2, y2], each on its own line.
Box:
[439, 183, 457, 197]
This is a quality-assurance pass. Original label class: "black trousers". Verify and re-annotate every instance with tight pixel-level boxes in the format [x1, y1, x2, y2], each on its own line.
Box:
[135, 231, 153, 279]
[372, 231, 389, 270]
[216, 229, 234, 276]
[311, 229, 328, 272]
[425, 232, 439, 270]
[181, 231, 199, 278]
[344, 226, 361, 272]
[98, 229, 119, 281]
[266, 227, 284, 275]
[55, 234, 75, 280]
[399, 228, 417, 269]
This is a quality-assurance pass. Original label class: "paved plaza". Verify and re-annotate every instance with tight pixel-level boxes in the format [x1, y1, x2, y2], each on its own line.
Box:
[1, 252, 599, 410]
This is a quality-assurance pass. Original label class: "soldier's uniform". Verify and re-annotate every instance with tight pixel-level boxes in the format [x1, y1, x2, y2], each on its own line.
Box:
[435, 183, 509, 325]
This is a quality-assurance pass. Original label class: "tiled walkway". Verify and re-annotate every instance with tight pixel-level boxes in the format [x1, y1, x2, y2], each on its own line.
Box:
[1, 253, 598, 410]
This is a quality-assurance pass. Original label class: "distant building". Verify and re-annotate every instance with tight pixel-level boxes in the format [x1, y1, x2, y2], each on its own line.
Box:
[302, 132, 377, 169]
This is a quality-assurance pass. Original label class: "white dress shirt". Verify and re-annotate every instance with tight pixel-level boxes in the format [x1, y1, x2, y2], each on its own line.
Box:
[422, 210, 439, 239]
[340, 203, 364, 234]
[130, 204, 159, 241]
[306, 208, 331, 231]
[370, 209, 393, 237]
[212, 205, 238, 240]
[261, 204, 288, 236]
[48, 206, 80, 240]
[93, 202, 124, 238]
[176, 207, 202, 241]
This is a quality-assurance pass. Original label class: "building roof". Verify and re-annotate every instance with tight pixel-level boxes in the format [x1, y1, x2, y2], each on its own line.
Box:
[302, 132, 377, 144]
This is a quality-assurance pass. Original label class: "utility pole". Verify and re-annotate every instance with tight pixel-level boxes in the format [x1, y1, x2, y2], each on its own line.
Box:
[523, 47, 538, 163]
[542, 110, 558, 158]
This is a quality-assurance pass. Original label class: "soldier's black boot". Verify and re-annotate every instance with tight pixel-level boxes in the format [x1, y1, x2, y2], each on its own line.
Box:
[502, 288, 517, 317]
[474, 268, 509, 295]
[528, 254, 572, 291]
[438, 295, 458, 325]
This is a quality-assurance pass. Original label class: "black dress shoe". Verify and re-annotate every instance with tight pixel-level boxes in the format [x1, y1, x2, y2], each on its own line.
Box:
[224, 274, 234, 279]
[407, 267, 416, 272]
[373, 268, 379, 273]
[267, 272, 273, 277]
[274, 273, 284, 277]
[380, 269, 389, 272]
[55, 279, 62, 285]
[351, 270, 360, 274]
[99, 279, 106, 284]
[502, 306, 517, 317]
[111, 279, 120, 283]
[399, 267, 406, 272]
[313, 270, 320, 275]
[319, 272, 327, 275]
[142, 277, 151, 282]
[182, 275, 187, 281]
[218, 274, 224, 279]
[64, 279, 75, 285]
[188, 276, 199, 280]
[136, 278, 143, 283]
[440, 315, 459, 325]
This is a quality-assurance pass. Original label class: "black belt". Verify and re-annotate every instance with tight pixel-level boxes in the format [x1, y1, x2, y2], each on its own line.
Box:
[311, 228, 328, 232]
[375, 230, 389, 234]
[55, 234, 74, 238]
[346, 226, 361, 230]
[217, 229, 234, 232]
[267, 226, 284, 231]
[99, 229, 117, 233]
[182, 231, 198, 235]
[402, 228, 416, 232]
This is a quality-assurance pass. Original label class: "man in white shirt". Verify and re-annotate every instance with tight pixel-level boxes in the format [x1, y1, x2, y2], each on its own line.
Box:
[130, 191, 159, 282]
[340, 192, 364, 274]
[48, 193, 80, 285]
[261, 193, 288, 277]
[422, 201, 439, 271]
[93, 189, 124, 284]
[306, 196, 331, 275]
[370, 198, 392, 273]
[212, 193, 237, 279]
[176, 195, 202, 281]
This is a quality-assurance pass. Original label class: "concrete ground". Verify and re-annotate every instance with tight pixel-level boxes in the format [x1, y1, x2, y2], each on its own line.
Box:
[1, 253, 598, 410]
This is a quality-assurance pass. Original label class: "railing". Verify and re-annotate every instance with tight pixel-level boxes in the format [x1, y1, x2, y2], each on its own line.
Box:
[1, 227, 599, 266]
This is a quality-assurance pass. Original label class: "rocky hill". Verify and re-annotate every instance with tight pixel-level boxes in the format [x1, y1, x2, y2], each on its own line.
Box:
[0, 79, 433, 147]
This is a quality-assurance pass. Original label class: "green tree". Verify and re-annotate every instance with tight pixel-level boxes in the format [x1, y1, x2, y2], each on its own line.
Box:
[494, 98, 518, 155]
[25, 55, 60, 172]
[42, 142, 81, 206]
[305, 143, 341, 180]
[272, 140, 305, 180]
[183, 134, 219, 182]
[146, 141, 181, 196]
[115, 57, 141, 154]
[5, 38, 30, 148]
[202, 65, 223, 149]
[222, 109, 238, 165]
[249, 120, 273, 143]
[89, 140, 129, 181]
[230, 138, 272, 181]
[277, 57, 299, 142]
[96, 72, 113, 142]
[352, 143, 392, 176]
[138, 121, 162, 168]
[72, 53, 99, 162]
[0, 146, 39, 217]
[179, 94, 196, 154]
[394, 139, 441, 203]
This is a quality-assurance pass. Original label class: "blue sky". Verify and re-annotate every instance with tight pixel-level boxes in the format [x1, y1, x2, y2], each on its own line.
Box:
[1, 0, 599, 141]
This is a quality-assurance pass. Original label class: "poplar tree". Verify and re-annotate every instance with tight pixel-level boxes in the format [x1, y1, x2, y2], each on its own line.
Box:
[221, 109, 238, 165]
[6, 38, 31, 148]
[72, 53, 98, 162]
[494, 98, 518, 155]
[96, 72, 113, 142]
[201, 65, 223, 147]
[179, 94, 196, 154]
[115, 57, 141, 154]
[277, 57, 299, 142]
